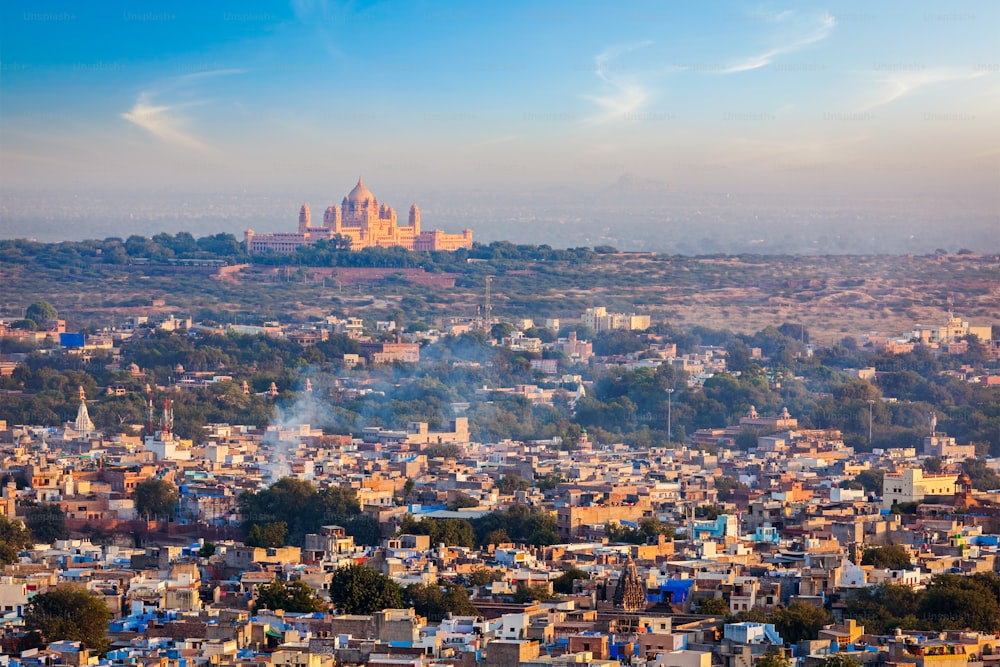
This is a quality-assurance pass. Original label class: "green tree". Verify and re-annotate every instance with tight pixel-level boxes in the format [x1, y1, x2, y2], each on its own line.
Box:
[923, 456, 943, 473]
[715, 476, 747, 500]
[697, 597, 730, 615]
[535, 473, 565, 491]
[246, 521, 288, 548]
[918, 573, 1000, 631]
[821, 655, 861, 667]
[239, 478, 363, 546]
[344, 515, 382, 546]
[0, 514, 33, 564]
[861, 544, 912, 570]
[890, 502, 919, 515]
[513, 583, 554, 603]
[197, 542, 217, 558]
[606, 518, 674, 545]
[254, 579, 327, 613]
[496, 474, 530, 494]
[491, 322, 516, 341]
[405, 583, 479, 620]
[25, 504, 68, 543]
[553, 567, 588, 594]
[845, 584, 921, 634]
[962, 459, 1000, 491]
[441, 583, 479, 616]
[24, 585, 112, 654]
[447, 493, 479, 510]
[469, 567, 503, 586]
[696, 505, 721, 520]
[329, 564, 403, 614]
[405, 583, 447, 620]
[482, 528, 511, 546]
[399, 515, 476, 547]
[772, 601, 833, 643]
[25, 301, 58, 327]
[756, 651, 792, 667]
[471, 504, 558, 547]
[132, 478, 179, 519]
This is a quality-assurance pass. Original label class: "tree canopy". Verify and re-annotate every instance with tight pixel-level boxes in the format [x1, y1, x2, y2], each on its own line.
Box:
[246, 521, 288, 548]
[239, 477, 368, 546]
[0, 514, 33, 564]
[757, 651, 792, 667]
[404, 583, 478, 621]
[132, 478, 179, 519]
[254, 579, 327, 613]
[553, 567, 589, 594]
[25, 504, 68, 543]
[25, 301, 58, 326]
[820, 656, 860, 667]
[697, 597, 730, 615]
[329, 564, 403, 614]
[24, 585, 112, 654]
[605, 517, 674, 545]
[399, 515, 475, 548]
[773, 602, 834, 643]
[845, 575, 1000, 633]
[963, 459, 1000, 491]
[861, 544, 912, 570]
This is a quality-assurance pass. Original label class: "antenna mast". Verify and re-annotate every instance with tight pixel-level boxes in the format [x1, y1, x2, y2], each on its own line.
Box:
[484, 276, 492, 329]
[162, 399, 173, 437]
[146, 385, 155, 435]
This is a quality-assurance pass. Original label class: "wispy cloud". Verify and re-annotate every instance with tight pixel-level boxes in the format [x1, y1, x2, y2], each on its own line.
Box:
[173, 68, 247, 86]
[121, 69, 244, 150]
[861, 68, 988, 111]
[582, 41, 654, 123]
[122, 95, 209, 151]
[722, 11, 836, 74]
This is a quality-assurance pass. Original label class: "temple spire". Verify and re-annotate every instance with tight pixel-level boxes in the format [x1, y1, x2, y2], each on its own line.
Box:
[612, 558, 646, 612]
[74, 386, 94, 437]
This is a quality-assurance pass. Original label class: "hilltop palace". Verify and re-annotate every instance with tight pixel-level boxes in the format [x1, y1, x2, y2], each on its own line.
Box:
[245, 179, 473, 254]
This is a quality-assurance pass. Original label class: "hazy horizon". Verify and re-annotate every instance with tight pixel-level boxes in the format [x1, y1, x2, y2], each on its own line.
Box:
[2, 0, 998, 253]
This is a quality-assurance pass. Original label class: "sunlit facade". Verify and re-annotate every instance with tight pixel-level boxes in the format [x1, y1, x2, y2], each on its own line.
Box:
[245, 179, 473, 254]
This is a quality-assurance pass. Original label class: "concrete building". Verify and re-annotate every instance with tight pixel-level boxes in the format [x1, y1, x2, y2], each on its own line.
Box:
[361, 340, 421, 364]
[582, 307, 650, 333]
[923, 434, 976, 460]
[882, 468, 959, 510]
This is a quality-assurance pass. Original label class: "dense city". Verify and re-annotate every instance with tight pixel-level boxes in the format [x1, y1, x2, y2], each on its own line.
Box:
[0, 283, 997, 667]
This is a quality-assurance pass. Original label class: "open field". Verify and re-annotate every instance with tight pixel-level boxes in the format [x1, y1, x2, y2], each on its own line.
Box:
[1, 253, 997, 344]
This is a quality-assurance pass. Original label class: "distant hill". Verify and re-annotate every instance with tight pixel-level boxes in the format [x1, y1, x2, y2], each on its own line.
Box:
[606, 174, 670, 195]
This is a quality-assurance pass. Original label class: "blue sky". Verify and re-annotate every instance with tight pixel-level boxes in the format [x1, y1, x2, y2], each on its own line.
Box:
[1, 0, 998, 205]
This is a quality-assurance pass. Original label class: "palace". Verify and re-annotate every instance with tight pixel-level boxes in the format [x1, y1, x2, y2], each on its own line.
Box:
[245, 179, 473, 254]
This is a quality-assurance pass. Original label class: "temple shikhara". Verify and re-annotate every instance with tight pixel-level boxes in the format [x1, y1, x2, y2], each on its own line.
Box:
[245, 178, 473, 254]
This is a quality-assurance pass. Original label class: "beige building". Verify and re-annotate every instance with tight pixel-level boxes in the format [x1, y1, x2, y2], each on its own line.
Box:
[360, 340, 420, 364]
[582, 307, 650, 333]
[557, 500, 652, 540]
[909, 313, 992, 346]
[924, 434, 976, 460]
[882, 468, 959, 510]
[362, 418, 470, 447]
[246, 179, 473, 254]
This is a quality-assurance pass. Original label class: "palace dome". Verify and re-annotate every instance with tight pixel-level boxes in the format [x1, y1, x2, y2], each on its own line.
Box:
[346, 178, 375, 203]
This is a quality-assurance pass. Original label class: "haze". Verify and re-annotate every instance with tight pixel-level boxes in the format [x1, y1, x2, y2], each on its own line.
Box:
[1, 0, 998, 253]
